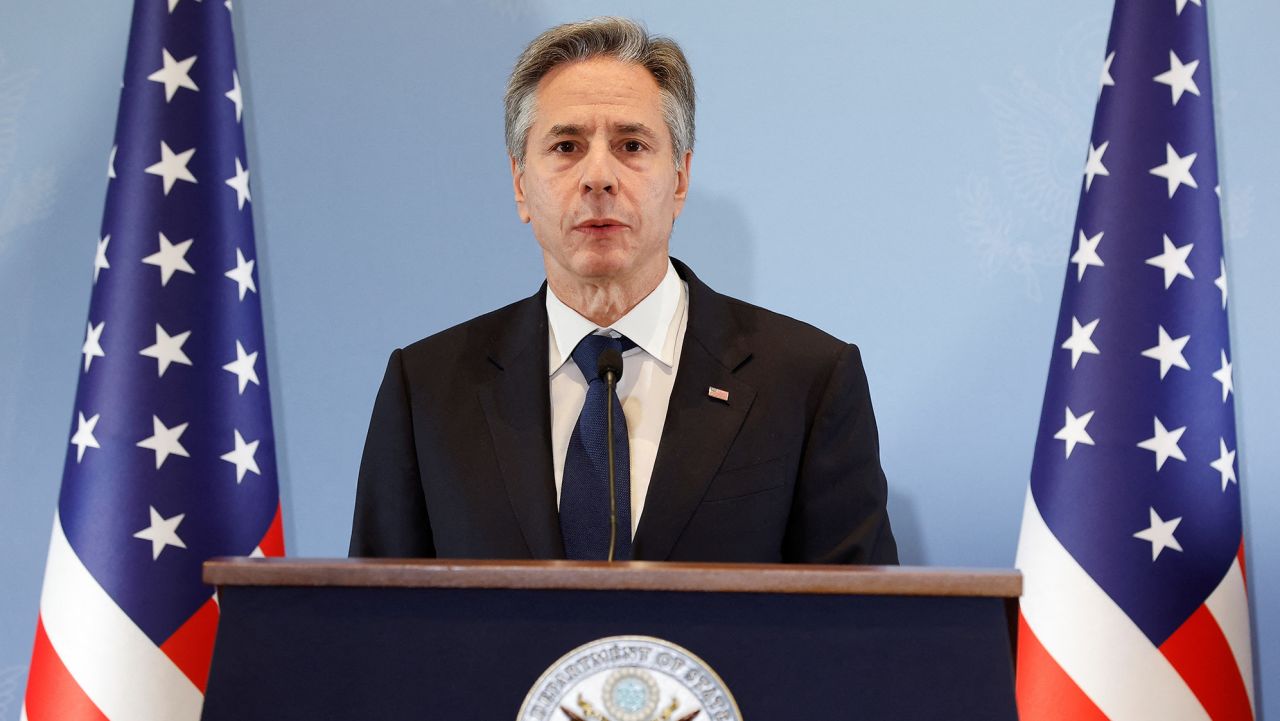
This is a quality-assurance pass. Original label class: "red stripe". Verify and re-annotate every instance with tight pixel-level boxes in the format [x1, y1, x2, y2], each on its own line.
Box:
[160, 597, 220, 693]
[1160, 604, 1253, 721]
[1015, 612, 1109, 721]
[258, 503, 285, 557]
[24, 615, 110, 721]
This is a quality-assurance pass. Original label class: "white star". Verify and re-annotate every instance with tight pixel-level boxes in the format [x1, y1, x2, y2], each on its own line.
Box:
[1083, 141, 1110, 192]
[93, 235, 111, 284]
[136, 415, 191, 469]
[225, 157, 251, 210]
[1061, 316, 1100, 369]
[1145, 234, 1194, 289]
[1133, 507, 1183, 561]
[224, 248, 257, 300]
[222, 340, 261, 394]
[1210, 438, 1237, 491]
[1153, 50, 1201, 106]
[168, 0, 181, 11]
[1099, 51, 1116, 95]
[139, 323, 193, 377]
[1054, 407, 1095, 459]
[220, 429, 262, 483]
[1071, 229, 1105, 281]
[82, 321, 106, 372]
[142, 232, 196, 286]
[107, 145, 117, 179]
[1141, 325, 1191, 379]
[144, 141, 198, 195]
[226, 69, 244, 123]
[133, 506, 187, 560]
[1212, 350, 1234, 402]
[1215, 258, 1228, 308]
[147, 49, 199, 103]
[1175, 0, 1202, 15]
[226, 0, 233, 11]
[1149, 143, 1198, 198]
[70, 411, 101, 463]
[1138, 417, 1187, 471]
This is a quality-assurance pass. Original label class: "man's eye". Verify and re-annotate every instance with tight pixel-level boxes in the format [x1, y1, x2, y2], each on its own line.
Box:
[554, 141, 577, 153]
[622, 140, 645, 153]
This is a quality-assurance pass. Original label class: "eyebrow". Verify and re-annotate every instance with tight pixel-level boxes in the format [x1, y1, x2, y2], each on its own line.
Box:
[544, 122, 659, 139]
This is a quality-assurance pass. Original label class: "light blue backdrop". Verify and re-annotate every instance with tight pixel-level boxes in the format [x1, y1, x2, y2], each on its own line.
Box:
[0, 0, 1275, 717]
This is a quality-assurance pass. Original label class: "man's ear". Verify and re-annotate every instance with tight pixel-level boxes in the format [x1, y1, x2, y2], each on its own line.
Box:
[672, 149, 692, 218]
[511, 156, 531, 224]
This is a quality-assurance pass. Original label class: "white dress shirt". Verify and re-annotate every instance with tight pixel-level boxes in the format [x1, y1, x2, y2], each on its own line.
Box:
[546, 260, 689, 537]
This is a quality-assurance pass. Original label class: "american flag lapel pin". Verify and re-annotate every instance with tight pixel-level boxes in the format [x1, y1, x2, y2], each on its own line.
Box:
[707, 386, 730, 403]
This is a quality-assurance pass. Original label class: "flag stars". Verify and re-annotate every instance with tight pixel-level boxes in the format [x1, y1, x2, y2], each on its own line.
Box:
[70, 412, 101, 463]
[142, 232, 196, 286]
[1150, 143, 1198, 198]
[1215, 258, 1228, 308]
[94, 235, 111, 283]
[225, 248, 257, 300]
[139, 323, 193, 377]
[136, 415, 191, 469]
[226, 70, 244, 123]
[1083, 142, 1110, 192]
[1061, 316, 1100, 368]
[107, 145, 117, 179]
[225, 157, 251, 210]
[1141, 325, 1191, 379]
[1054, 407, 1095, 459]
[221, 430, 261, 483]
[82, 321, 106, 372]
[1071, 230, 1105, 281]
[1175, 0, 1202, 15]
[1145, 234, 1194, 289]
[1210, 439, 1237, 491]
[144, 141, 198, 195]
[133, 506, 187, 560]
[1153, 50, 1200, 105]
[1212, 350, 1233, 402]
[1099, 51, 1116, 95]
[1133, 507, 1183, 561]
[1138, 417, 1187, 471]
[222, 340, 261, 393]
[147, 49, 199, 103]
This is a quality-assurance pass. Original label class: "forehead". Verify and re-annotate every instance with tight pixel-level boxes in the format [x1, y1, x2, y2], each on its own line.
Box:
[533, 57, 666, 132]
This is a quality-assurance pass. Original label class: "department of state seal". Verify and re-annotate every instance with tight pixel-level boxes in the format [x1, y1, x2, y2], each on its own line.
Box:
[517, 635, 742, 721]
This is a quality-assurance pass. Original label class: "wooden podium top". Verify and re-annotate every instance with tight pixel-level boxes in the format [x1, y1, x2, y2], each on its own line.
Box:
[204, 558, 1020, 598]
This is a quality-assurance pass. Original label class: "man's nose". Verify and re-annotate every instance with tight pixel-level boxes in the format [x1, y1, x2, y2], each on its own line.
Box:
[580, 144, 618, 195]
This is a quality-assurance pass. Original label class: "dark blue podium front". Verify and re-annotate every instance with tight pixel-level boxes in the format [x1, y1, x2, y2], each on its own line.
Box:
[201, 559, 1020, 721]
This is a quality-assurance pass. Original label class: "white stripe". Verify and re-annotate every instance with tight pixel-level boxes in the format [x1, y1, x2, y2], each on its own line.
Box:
[38, 512, 203, 721]
[1015, 488, 1208, 720]
[20, 703, 28, 721]
[1205, 557, 1256, 714]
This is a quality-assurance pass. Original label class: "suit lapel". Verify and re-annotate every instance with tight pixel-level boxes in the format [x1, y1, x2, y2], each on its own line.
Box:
[477, 288, 565, 559]
[633, 259, 756, 561]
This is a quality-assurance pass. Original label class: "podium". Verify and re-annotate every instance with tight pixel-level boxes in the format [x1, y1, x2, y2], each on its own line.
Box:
[202, 559, 1020, 720]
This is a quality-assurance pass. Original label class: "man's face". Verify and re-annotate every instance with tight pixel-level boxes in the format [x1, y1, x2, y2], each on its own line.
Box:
[512, 57, 691, 287]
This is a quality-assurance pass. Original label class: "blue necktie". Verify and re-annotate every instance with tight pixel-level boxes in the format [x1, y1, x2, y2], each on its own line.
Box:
[560, 333, 636, 560]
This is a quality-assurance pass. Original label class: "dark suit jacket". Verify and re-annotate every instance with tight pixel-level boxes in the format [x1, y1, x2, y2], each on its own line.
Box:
[349, 259, 897, 564]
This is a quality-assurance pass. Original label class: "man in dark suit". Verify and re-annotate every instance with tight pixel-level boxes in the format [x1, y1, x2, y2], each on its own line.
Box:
[350, 18, 897, 564]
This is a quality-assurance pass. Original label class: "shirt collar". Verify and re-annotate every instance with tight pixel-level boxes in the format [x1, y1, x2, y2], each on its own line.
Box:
[546, 259, 685, 376]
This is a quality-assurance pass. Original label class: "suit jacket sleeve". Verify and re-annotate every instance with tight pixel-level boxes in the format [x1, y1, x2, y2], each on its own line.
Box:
[783, 343, 898, 564]
[349, 348, 436, 557]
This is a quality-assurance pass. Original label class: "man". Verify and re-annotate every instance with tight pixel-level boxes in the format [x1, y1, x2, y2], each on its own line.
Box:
[350, 17, 897, 564]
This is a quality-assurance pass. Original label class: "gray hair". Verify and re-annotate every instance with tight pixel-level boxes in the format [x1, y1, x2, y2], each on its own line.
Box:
[505, 17, 696, 169]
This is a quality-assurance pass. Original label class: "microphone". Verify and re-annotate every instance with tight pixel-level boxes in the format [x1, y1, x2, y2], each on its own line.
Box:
[596, 347, 624, 562]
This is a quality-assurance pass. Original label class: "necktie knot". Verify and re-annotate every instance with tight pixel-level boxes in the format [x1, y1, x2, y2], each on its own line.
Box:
[570, 333, 636, 383]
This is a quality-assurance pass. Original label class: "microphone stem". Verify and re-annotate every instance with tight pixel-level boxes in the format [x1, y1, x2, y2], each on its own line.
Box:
[606, 370, 618, 562]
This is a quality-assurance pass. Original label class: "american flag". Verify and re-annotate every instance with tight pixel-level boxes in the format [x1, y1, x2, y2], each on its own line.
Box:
[1015, 1, 1254, 719]
[22, 2, 283, 719]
